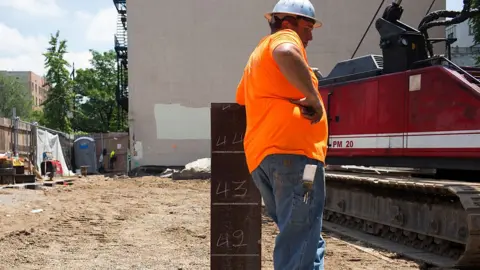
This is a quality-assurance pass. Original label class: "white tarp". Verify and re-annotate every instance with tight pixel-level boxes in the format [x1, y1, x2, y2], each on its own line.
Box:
[184, 158, 211, 173]
[36, 128, 74, 177]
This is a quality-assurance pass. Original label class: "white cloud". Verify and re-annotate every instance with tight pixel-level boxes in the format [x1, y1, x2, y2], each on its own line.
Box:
[65, 51, 93, 71]
[0, 23, 47, 55]
[0, 5, 115, 77]
[0, 54, 45, 75]
[0, 22, 47, 75]
[0, 50, 92, 77]
[0, 0, 65, 17]
[0, 23, 92, 76]
[74, 10, 92, 22]
[83, 7, 117, 44]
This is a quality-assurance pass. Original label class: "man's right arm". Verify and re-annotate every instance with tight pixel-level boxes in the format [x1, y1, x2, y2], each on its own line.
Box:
[272, 43, 319, 102]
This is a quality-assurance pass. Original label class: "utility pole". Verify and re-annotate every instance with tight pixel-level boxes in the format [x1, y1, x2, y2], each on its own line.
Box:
[70, 63, 76, 132]
[11, 107, 18, 157]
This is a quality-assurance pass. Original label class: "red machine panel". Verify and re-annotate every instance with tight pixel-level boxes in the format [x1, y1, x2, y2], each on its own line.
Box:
[319, 66, 480, 162]
[405, 67, 480, 157]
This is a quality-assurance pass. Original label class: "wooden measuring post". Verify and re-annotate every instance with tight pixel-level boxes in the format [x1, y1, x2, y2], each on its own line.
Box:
[210, 103, 261, 270]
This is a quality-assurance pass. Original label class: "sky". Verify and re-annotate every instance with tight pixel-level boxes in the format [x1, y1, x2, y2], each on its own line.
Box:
[0, 0, 466, 76]
[447, 0, 463, 11]
[0, 0, 116, 76]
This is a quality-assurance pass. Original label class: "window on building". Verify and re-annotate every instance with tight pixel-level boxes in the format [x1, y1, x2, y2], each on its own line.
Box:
[469, 23, 474, 36]
[446, 25, 456, 40]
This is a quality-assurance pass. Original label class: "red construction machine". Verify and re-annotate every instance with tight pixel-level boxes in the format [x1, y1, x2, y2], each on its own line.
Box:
[316, 0, 480, 267]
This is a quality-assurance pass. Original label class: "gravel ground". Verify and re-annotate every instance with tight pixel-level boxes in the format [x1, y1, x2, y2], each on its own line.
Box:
[0, 176, 421, 269]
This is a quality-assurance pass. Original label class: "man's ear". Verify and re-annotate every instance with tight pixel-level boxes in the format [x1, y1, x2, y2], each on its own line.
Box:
[281, 20, 290, 29]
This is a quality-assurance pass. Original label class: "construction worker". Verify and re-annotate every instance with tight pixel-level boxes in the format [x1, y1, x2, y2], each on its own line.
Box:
[109, 150, 117, 170]
[235, 0, 328, 269]
[98, 148, 107, 173]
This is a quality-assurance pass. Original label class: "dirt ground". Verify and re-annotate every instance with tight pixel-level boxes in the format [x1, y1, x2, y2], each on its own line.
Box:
[0, 176, 422, 270]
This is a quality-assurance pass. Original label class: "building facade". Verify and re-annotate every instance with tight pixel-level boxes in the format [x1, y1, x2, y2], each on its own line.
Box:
[446, 19, 479, 67]
[127, 0, 446, 167]
[0, 71, 49, 110]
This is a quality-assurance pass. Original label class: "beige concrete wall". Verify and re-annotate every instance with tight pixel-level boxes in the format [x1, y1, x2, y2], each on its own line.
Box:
[128, 0, 446, 167]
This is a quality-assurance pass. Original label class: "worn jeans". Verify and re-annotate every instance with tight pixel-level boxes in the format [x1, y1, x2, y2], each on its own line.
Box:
[251, 154, 326, 270]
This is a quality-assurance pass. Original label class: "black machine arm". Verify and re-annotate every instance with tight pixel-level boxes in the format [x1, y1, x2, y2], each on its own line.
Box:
[419, 0, 473, 30]
[381, 0, 403, 22]
[419, 0, 480, 57]
[375, 0, 480, 74]
[375, 0, 429, 74]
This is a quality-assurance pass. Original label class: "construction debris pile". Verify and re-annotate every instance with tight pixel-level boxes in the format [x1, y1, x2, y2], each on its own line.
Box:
[0, 152, 37, 185]
[129, 158, 211, 180]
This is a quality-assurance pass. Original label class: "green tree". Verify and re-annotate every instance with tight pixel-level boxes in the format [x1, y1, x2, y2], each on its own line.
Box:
[27, 109, 47, 125]
[0, 73, 33, 118]
[73, 49, 127, 132]
[42, 30, 73, 132]
[470, 0, 480, 64]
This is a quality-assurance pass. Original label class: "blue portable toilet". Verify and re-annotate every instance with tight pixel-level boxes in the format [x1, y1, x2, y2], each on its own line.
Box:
[73, 137, 97, 174]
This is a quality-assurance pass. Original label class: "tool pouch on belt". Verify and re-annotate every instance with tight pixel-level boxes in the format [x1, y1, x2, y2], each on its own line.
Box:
[302, 164, 317, 203]
[302, 164, 316, 188]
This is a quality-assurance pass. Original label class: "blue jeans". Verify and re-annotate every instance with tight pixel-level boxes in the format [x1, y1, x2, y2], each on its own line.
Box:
[251, 154, 326, 270]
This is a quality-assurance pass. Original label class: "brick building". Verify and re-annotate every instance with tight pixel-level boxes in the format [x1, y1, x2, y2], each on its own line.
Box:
[0, 71, 49, 110]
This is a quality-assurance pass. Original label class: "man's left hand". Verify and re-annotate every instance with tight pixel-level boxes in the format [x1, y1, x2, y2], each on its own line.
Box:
[289, 97, 324, 124]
